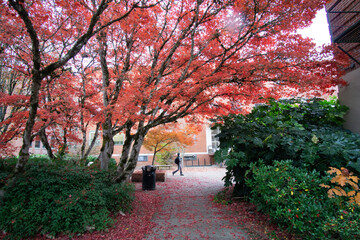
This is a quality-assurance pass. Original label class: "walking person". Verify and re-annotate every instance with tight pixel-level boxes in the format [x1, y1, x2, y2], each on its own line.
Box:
[172, 153, 184, 176]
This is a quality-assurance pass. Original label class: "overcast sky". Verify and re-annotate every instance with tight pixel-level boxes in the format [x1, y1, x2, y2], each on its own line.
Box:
[297, 8, 332, 46]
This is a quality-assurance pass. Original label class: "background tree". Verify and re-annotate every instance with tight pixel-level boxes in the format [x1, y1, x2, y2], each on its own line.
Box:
[0, 0, 153, 173]
[69, 47, 102, 164]
[143, 124, 200, 165]
[0, 47, 30, 155]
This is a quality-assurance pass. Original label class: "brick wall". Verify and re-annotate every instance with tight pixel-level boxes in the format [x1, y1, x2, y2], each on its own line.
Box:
[326, 0, 360, 71]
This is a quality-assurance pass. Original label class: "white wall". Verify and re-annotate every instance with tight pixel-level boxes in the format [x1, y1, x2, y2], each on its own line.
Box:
[338, 67, 360, 134]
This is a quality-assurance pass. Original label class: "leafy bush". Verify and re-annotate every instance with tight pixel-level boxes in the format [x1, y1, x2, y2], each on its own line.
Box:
[0, 165, 134, 239]
[320, 167, 360, 239]
[246, 160, 360, 239]
[156, 150, 175, 165]
[0, 157, 17, 188]
[0, 155, 52, 173]
[320, 167, 360, 206]
[86, 156, 117, 170]
[29, 154, 51, 164]
[85, 155, 98, 165]
[250, 97, 348, 127]
[0, 155, 119, 190]
[348, 158, 360, 176]
[322, 203, 360, 239]
[1, 154, 75, 171]
[213, 187, 232, 205]
[213, 98, 360, 196]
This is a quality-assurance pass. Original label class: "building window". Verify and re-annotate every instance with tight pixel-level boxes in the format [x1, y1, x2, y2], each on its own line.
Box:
[184, 155, 197, 161]
[89, 131, 101, 146]
[138, 155, 148, 162]
[114, 133, 124, 145]
[211, 127, 220, 150]
[34, 140, 41, 149]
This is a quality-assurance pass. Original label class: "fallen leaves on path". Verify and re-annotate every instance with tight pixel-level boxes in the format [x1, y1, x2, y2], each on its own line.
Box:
[212, 187, 299, 240]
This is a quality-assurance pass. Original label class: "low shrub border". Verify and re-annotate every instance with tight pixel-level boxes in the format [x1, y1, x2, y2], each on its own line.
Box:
[246, 160, 360, 239]
[0, 164, 135, 239]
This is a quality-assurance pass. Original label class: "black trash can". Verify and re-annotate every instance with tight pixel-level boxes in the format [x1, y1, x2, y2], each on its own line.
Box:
[142, 165, 156, 190]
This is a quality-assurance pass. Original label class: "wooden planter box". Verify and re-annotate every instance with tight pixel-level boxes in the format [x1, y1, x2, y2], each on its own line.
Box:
[131, 170, 166, 182]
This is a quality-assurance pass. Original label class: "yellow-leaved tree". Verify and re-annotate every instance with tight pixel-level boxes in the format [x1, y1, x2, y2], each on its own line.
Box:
[143, 124, 201, 165]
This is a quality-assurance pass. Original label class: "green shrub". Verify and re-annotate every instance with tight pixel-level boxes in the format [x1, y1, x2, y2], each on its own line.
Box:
[28, 154, 87, 167]
[156, 151, 175, 165]
[28, 154, 51, 164]
[322, 203, 360, 239]
[108, 158, 117, 170]
[347, 158, 360, 176]
[86, 156, 117, 170]
[213, 187, 232, 205]
[250, 97, 348, 127]
[0, 157, 17, 189]
[0, 157, 18, 172]
[0, 165, 134, 239]
[246, 160, 360, 239]
[85, 155, 98, 165]
[213, 98, 360, 196]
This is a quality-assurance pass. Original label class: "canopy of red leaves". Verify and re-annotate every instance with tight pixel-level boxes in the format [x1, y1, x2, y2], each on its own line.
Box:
[0, 0, 349, 156]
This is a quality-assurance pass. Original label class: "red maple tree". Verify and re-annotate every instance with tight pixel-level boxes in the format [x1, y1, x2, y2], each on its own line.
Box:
[89, 0, 348, 182]
[0, 0, 348, 181]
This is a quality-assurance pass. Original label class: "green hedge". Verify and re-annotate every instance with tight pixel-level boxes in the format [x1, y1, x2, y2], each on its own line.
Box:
[0, 164, 134, 239]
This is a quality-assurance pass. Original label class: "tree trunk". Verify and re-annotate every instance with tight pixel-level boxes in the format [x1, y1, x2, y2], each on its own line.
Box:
[116, 125, 132, 174]
[152, 146, 158, 165]
[79, 83, 87, 165]
[15, 73, 42, 174]
[96, 30, 115, 171]
[39, 128, 54, 159]
[80, 121, 100, 165]
[58, 129, 68, 157]
[98, 118, 114, 171]
[80, 125, 87, 165]
[114, 127, 147, 183]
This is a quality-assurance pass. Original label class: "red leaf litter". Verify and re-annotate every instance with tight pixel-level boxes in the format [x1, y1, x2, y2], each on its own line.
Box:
[1, 167, 297, 240]
[59, 183, 163, 240]
[72, 184, 163, 240]
[213, 193, 298, 240]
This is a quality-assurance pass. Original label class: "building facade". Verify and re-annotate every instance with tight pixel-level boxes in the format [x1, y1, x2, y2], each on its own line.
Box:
[326, 0, 360, 133]
[25, 123, 220, 167]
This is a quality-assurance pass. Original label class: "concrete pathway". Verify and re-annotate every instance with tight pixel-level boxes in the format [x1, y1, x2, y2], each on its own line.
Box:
[144, 167, 250, 240]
